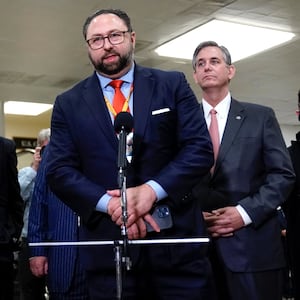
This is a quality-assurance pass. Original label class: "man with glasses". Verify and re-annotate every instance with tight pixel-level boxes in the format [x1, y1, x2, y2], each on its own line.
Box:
[46, 8, 216, 300]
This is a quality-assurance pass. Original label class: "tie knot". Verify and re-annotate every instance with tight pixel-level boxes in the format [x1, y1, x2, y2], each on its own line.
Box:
[110, 79, 124, 89]
[210, 109, 217, 115]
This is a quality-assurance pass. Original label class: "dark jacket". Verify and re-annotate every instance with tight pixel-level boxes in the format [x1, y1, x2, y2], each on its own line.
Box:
[0, 137, 23, 261]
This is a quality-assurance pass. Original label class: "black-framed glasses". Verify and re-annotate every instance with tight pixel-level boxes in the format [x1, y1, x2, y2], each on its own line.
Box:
[86, 31, 130, 50]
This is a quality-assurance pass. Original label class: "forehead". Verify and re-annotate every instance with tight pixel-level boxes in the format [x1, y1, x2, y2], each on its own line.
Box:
[87, 13, 127, 35]
[197, 46, 223, 59]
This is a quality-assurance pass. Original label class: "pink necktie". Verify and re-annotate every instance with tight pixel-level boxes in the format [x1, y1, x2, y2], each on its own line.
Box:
[209, 109, 220, 165]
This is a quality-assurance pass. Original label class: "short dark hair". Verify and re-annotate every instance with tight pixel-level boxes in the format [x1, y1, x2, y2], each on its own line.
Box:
[192, 40, 232, 71]
[82, 9, 133, 39]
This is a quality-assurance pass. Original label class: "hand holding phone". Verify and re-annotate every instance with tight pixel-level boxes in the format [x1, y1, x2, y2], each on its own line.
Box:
[146, 205, 173, 232]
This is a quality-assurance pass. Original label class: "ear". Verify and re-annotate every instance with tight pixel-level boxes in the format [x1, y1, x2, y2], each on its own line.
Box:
[130, 31, 136, 44]
[228, 64, 236, 80]
[192, 71, 198, 85]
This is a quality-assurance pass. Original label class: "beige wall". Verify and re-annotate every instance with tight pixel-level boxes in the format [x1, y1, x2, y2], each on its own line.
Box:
[5, 110, 51, 140]
[5, 110, 52, 169]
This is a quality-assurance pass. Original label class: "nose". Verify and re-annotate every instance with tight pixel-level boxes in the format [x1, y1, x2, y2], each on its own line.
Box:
[103, 36, 113, 49]
[203, 62, 212, 71]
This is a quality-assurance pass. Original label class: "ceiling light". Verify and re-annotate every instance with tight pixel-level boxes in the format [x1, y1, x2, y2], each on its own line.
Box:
[155, 19, 295, 62]
[4, 101, 53, 116]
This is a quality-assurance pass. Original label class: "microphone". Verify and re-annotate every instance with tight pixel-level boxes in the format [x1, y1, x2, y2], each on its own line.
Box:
[114, 112, 134, 134]
[114, 112, 134, 172]
[114, 112, 134, 272]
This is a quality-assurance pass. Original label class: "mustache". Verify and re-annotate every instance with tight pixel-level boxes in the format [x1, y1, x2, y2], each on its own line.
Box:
[103, 51, 119, 59]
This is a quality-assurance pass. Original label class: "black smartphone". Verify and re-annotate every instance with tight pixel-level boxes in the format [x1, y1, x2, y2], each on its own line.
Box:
[146, 204, 173, 232]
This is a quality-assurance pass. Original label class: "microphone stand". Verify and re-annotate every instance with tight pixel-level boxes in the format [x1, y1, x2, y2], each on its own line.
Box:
[115, 126, 131, 300]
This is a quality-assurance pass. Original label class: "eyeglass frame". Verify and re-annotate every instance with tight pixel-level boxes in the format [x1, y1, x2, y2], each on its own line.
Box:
[86, 30, 130, 50]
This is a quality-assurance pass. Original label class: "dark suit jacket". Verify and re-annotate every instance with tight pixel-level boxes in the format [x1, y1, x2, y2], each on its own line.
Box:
[46, 65, 214, 271]
[193, 99, 295, 272]
[0, 137, 23, 260]
[283, 139, 300, 297]
[28, 147, 87, 294]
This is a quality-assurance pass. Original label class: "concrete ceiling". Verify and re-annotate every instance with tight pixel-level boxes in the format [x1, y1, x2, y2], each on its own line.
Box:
[1, 0, 300, 126]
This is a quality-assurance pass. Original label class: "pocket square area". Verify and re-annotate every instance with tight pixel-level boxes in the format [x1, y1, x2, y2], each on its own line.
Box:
[152, 108, 170, 115]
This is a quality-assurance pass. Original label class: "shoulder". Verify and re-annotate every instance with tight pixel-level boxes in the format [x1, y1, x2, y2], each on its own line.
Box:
[0, 137, 15, 152]
[56, 73, 96, 98]
[135, 64, 186, 81]
[232, 98, 275, 115]
[18, 166, 36, 176]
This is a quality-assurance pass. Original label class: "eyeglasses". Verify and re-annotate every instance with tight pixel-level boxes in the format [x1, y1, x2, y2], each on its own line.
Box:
[86, 31, 130, 50]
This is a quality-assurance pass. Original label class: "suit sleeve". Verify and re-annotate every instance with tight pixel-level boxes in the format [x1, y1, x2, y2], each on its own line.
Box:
[239, 107, 295, 226]
[150, 72, 214, 202]
[28, 150, 49, 257]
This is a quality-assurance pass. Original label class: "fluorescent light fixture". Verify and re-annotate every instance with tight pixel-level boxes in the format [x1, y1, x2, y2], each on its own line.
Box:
[155, 19, 295, 62]
[4, 101, 53, 116]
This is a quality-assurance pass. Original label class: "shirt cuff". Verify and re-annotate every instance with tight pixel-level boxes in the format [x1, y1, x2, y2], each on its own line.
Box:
[236, 204, 252, 226]
[96, 180, 168, 213]
[96, 194, 110, 213]
[146, 180, 167, 201]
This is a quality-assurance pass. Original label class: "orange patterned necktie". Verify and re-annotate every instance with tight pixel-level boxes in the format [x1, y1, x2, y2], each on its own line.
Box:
[109, 80, 128, 115]
[209, 109, 220, 167]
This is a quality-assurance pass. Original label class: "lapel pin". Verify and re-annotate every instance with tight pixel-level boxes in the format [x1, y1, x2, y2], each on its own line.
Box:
[236, 115, 242, 120]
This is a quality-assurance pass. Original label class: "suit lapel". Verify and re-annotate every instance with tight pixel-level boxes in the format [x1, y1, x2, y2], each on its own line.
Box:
[80, 67, 155, 157]
[214, 99, 246, 172]
[131, 66, 155, 156]
[82, 73, 118, 148]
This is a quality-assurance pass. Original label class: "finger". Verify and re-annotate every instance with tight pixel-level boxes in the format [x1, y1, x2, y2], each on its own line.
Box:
[124, 211, 139, 227]
[203, 212, 214, 218]
[107, 189, 121, 197]
[204, 215, 219, 222]
[212, 232, 234, 238]
[214, 226, 234, 235]
[135, 218, 147, 238]
[111, 206, 122, 223]
[144, 214, 160, 233]
[34, 267, 44, 277]
[44, 261, 48, 275]
[30, 266, 39, 277]
[127, 223, 140, 239]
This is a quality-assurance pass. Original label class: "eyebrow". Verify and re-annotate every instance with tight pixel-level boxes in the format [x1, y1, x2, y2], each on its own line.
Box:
[198, 56, 221, 61]
[89, 29, 128, 37]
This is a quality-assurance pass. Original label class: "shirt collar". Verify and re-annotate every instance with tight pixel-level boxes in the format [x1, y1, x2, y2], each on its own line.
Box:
[202, 92, 231, 119]
[96, 63, 135, 89]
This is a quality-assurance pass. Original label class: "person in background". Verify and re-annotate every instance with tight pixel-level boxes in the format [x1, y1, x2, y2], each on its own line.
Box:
[46, 8, 216, 300]
[0, 136, 24, 300]
[17, 128, 50, 300]
[28, 145, 89, 300]
[283, 131, 300, 299]
[191, 40, 295, 300]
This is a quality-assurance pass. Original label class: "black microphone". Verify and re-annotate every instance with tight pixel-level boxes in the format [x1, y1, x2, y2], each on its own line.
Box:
[114, 112, 133, 272]
[114, 112, 134, 134]
[114, 112, 134, 171]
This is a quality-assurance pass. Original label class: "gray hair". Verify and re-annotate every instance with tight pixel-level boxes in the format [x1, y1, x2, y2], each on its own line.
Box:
[37, 128, 50, 147]
[192, 40, 232, 71]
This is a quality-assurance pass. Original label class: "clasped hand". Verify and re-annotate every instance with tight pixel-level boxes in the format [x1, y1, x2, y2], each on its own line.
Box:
[203, 206, 244, 237]
[107, 184, 160, 239]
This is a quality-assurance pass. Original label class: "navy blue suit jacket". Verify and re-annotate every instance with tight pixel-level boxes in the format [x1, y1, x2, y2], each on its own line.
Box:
[0, 137, 23, 256]
[193, 99, 295, 272]
[28, 148, 85, 293]
[46, 65, 214, 271]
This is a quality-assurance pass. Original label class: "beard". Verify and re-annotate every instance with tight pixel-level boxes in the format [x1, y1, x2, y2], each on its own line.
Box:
[90, 48, 133, 76]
